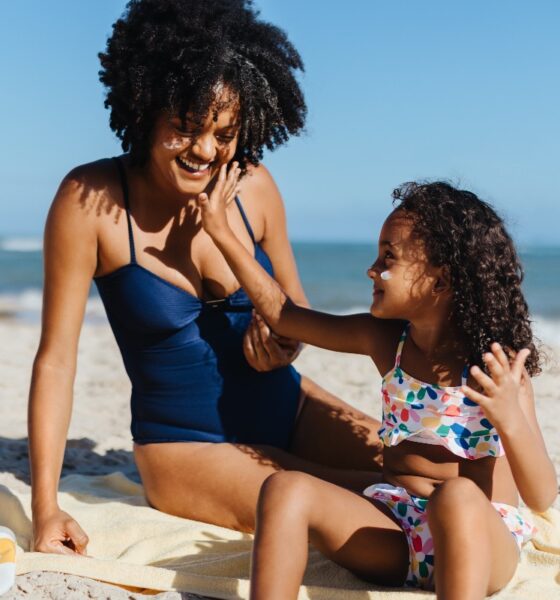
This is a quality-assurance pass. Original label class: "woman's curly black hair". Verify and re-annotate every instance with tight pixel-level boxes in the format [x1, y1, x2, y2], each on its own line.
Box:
[392, 182, 541, 376]
[98, 0, 306, 168]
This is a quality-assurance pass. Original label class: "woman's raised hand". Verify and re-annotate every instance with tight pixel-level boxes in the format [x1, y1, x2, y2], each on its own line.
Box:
[32, 508, 89, 556]
[197, 162, 241, 239]
[243, 312, 302, 371]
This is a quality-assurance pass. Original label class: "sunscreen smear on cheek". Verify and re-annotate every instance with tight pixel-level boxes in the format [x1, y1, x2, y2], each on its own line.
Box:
[163, 136, 187, 151]
[380, 270, 392, 281]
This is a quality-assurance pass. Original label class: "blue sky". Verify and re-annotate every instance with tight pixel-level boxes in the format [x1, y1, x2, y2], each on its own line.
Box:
[1, 1, 559, 245]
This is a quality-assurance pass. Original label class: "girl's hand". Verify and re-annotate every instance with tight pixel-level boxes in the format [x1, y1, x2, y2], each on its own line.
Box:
[32, 508, 89, 556]
[243, 313, 302, 371]
[197, 162, 241, 239]
[461, 342, 530, 430]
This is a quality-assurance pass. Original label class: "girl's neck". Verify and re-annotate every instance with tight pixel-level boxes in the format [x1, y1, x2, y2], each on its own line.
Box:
[407, 317, 464, 360]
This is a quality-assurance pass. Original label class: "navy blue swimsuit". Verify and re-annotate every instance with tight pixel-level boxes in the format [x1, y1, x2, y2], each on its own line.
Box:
[94, 158, 301, 448]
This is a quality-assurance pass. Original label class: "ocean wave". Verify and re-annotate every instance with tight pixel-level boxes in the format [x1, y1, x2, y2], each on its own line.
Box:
[1, 290, 559, 348]
[533, 316, 560, 349]
[0, 237, 43, 252]
[0, 290, 106, 321]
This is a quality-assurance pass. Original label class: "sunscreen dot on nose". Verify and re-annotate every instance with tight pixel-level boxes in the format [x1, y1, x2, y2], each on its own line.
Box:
[380, 271, 392, 281]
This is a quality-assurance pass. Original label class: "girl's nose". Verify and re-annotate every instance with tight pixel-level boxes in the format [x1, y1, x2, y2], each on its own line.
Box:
[367, 265, 377, 280]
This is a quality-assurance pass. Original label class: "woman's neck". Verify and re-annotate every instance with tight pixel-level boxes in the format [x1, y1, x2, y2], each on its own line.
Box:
[129, 162, 200, 229]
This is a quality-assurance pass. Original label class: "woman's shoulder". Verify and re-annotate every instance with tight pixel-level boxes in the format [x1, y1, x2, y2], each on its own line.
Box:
[53, 157, 122, 213]
[46, 157, 126, 243]
[239, 163, 281, 204]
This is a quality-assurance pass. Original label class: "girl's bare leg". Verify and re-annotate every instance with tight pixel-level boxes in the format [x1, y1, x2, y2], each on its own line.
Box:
[427, 477, 520, 600]
[250, 471, 409, 600]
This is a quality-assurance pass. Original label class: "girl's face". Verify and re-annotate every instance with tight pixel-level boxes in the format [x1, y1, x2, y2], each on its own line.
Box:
[367, 211, 449, 320]
[148, 89, 240, 198]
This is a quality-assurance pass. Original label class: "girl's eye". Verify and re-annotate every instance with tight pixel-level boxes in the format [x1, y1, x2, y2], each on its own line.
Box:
[384, 251, 395, 260]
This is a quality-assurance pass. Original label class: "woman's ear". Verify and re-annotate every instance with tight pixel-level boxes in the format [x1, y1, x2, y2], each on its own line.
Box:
[433, 265, 451, 294]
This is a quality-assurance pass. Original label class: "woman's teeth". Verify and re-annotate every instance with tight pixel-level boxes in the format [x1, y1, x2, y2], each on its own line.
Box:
[176, 156, 211, 172]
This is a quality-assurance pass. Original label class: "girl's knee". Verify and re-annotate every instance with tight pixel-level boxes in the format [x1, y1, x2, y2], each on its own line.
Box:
[258, 471, 316, 515]
[427, 477, 486, 525]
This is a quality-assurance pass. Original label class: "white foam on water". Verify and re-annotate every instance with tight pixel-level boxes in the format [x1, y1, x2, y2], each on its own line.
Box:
[0, 290, 106, 323]
[533, 315, 560, 348]
[0, 237, 42, 252]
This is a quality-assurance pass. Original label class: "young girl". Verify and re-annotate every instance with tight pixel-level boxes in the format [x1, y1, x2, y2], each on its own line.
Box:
[198, 168, 557, 599]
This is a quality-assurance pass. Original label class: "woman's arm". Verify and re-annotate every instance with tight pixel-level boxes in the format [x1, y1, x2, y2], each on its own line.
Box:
[462, 344, 558, 512]
[28, 168, 99, 554]
[199, 164, 385, 359]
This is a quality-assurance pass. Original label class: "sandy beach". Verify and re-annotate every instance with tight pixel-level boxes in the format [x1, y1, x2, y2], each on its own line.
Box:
[1, 319, 558, 598]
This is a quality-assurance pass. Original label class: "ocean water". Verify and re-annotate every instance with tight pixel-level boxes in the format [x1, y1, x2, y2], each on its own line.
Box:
[1, 237, 559, 345]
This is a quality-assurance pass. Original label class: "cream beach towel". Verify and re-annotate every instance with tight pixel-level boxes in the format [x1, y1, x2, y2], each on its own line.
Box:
[1, 473, 559, 599]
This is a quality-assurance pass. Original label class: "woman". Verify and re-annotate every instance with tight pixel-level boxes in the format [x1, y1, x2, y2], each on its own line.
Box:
[29, 0, 382, 556]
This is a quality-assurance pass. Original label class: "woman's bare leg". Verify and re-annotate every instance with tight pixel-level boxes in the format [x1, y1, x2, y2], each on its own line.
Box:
[290, 376, 383, 470]
[250, 471, 408, 600]
[135, 374, 384, 531]
[427, 478, 520, 599]
[135, 440, 381, 532]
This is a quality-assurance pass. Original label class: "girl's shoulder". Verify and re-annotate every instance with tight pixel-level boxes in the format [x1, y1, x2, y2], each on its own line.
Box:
[369, 319, 409, 374]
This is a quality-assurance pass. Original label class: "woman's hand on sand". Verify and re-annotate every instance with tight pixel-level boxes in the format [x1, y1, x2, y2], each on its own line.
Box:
[461, 342, 530, 430]
[32, 509, 89, 556]
[198, 162, 241, 239]
[243, 312, 302, 371]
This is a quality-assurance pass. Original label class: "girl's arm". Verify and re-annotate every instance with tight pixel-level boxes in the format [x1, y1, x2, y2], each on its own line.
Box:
[243, 164, 309, 307]
[199, 164, 385, 359]
[238, 164, 308, 370]
[28, 167, 98, 554]
[462, 344, 558, 513]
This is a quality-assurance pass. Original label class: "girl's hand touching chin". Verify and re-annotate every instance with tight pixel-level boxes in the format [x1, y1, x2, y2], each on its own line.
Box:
[461, 342, 530, 432]
[197, 161, 241, 240]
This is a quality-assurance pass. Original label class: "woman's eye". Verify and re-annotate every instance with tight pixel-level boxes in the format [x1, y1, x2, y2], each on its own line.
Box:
[217, 134, 236, 144]
[384, 251, 394, 260]
[175, 128, 197, 137]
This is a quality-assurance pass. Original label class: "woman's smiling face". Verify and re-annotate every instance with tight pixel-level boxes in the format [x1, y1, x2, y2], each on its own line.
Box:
[367, 211, 447, 320]
[148, 87, 240, 198]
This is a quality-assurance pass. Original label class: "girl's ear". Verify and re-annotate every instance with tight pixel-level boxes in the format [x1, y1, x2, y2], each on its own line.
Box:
[433, 265, 451, 294]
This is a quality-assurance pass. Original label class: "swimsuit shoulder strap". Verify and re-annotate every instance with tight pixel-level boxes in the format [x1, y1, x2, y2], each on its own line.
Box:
[112, 156, 137, 264]
[234, 196, 256, 244]
[461, 364, 470, 387]
[394, 323, 410, 367]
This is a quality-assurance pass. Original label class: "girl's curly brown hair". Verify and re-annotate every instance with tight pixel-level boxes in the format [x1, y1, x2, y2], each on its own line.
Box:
[392, 181, 541, 376]
[98, 0, 306, 168]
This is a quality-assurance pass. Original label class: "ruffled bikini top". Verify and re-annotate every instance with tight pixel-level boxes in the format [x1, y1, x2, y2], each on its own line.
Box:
[378, 324, 504, 460]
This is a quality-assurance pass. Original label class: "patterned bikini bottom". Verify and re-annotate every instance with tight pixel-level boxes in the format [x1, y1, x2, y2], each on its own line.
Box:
[363, 482, 535, 590]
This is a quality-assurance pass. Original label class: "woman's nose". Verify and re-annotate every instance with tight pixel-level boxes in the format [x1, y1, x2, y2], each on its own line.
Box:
[191, 133, 216, 162]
